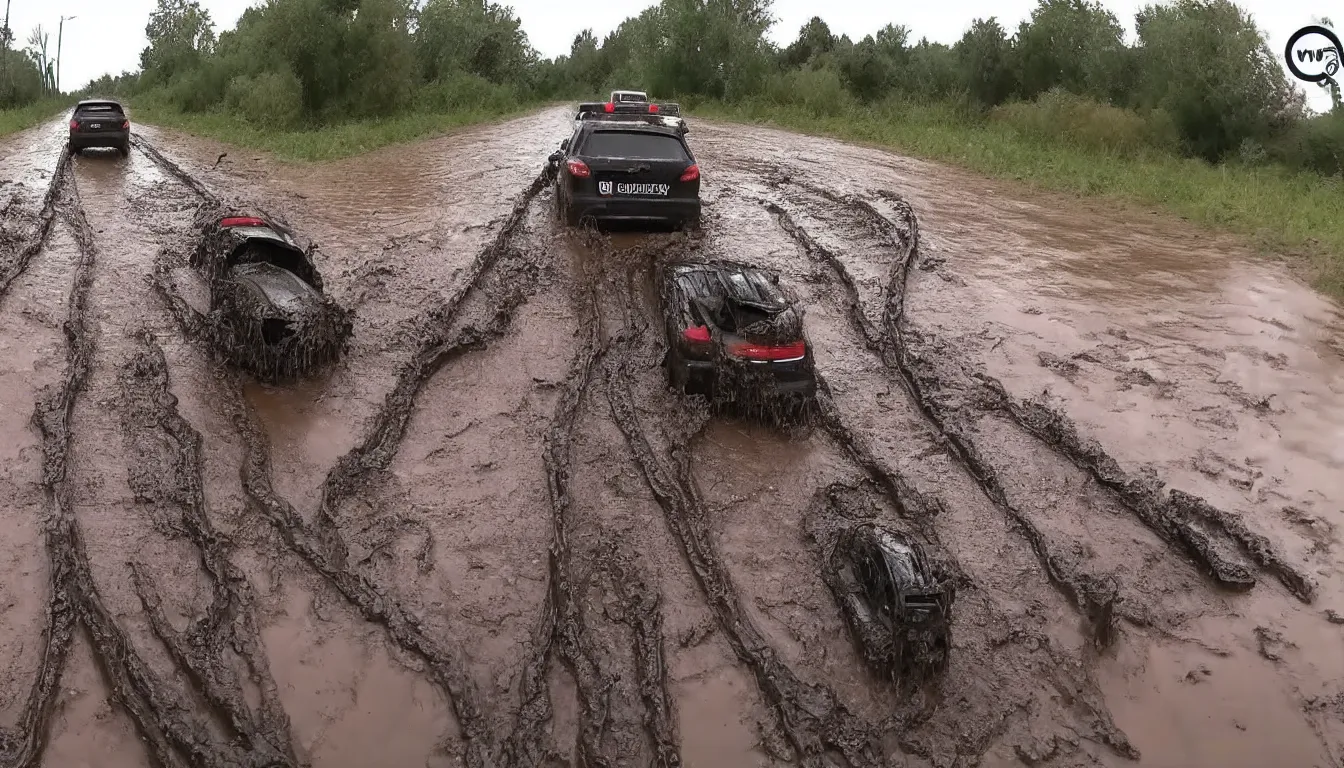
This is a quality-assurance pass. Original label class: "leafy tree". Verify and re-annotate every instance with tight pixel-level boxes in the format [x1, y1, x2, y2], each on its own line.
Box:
[956, 18, 1017, 107]
[1134, 0, 1301, 160]
[904, 38, 960, 100]
[417, 0, 535, 84]
[140, 0, 216, 87]
[782, 16, 835, 69]
[648, 0, 775, 99]
[1015, 0, 1127, 102]
[838, 36, 893, 101]
[0, 47, 45, 106]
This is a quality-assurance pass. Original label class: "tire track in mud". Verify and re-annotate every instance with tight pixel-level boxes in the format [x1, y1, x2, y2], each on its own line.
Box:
[761, 176, 1314, 636]
[592, 233, 881, 768]
[4, 155, 288, 768]
[136, 138, 670, 767]
[503, 258, 680, 768]
[117, 332, 296, 766]
[641, 195, 1138, 764]
[0, 149, 66, 303]
[762, 193, 1122, 645]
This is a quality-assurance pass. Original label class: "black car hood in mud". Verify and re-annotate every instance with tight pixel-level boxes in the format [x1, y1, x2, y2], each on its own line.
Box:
[673, 261, 805, 344]
[227, 262, 323, 317]
[178, 197, 352, 381]
[189, 200, 323, 291]
[874, 528, 939, 594]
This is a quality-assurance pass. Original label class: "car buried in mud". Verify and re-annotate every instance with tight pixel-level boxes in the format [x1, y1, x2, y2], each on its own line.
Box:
[186, 204, 352, 381]
[551, 101, 698, 229]
[659, 261, 817, 408]
[828, 523, 956, 686]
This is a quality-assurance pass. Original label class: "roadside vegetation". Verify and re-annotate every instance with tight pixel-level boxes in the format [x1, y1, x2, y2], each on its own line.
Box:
[2, 0, 1342, 294]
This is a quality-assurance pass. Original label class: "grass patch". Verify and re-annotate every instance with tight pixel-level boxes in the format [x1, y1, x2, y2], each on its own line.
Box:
[696, 98, 1344, 300]
[0, 98, 75, 138]
[127, 100, 552, 163]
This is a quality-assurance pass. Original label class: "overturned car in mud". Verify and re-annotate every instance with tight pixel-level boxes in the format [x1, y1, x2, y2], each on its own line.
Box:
[826, 523, 956, 686]
[184, 205, 352, 381]
[659, 261, 817, 411]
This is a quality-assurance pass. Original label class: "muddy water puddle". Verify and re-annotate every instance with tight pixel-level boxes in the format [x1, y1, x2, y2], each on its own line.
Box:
[1, 108, 1342, 766]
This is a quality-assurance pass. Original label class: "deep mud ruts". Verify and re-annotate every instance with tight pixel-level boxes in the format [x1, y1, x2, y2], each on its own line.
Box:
[0, 114, 1333, 768]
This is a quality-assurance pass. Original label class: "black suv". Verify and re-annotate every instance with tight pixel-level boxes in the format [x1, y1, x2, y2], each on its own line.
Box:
[69, 100, 130, 157]
[550, 101, 700, 229]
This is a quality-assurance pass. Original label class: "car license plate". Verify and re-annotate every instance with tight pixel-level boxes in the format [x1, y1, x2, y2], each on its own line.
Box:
[90, 123, 101, 129]
[598, 181, 669, 197]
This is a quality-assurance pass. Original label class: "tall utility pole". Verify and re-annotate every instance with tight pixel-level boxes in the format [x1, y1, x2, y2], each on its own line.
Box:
[2, 0, 11, 97]
[56, 15, 75, 94]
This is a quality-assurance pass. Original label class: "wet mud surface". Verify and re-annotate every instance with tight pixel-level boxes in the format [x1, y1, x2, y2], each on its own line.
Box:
[0, 108, 1342, 767]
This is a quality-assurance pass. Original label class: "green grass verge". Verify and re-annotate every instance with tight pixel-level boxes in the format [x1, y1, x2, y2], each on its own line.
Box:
[0, 98, 75, 138]
[127, 101, 551, 163]
[697, 100, 1344, 300]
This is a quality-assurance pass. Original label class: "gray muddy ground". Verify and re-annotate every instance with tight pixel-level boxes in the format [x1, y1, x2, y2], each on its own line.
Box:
[0, 106, 1341, 768]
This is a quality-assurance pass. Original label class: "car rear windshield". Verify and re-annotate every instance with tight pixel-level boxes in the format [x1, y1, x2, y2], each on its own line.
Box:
[76, 104, 124, 117]
[582, 131, 687, 161]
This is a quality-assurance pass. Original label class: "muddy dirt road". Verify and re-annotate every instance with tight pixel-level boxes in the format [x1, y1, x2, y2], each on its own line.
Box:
[1, 106, 1341, 768]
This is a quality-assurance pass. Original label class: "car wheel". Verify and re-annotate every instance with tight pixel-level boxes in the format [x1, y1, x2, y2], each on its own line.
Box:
[665, 346, 688, 392]
[119, 142, 130, 157]
[68, 144, 79, 157]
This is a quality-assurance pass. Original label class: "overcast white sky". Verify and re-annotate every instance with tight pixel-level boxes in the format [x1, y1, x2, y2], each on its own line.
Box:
[7, 0, 1335, 111]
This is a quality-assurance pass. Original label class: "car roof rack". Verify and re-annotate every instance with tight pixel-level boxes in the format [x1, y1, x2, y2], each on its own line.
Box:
[577, 100, 681, 117]
[575, 102, 687, 133]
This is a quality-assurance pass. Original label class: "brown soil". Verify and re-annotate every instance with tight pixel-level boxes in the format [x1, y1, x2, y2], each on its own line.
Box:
[0, 108, 1341, 768]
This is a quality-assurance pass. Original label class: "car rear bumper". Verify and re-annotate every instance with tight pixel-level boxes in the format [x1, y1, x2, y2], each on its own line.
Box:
[70, 131, 129, 149]
[570, 194, 700, 223]
[682, 359, 817, 397]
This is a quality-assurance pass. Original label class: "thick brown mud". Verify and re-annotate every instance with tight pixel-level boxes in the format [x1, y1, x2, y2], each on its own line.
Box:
[1, 109, 1341, 767]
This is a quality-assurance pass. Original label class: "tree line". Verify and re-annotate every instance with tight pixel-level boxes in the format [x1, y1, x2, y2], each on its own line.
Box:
[10, 0, 1341, 174]
[0, 14, 58, 108]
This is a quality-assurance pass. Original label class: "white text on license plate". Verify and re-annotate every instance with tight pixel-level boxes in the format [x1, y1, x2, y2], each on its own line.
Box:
[90, 124, 101, 129]
[601, 182, 669, 196]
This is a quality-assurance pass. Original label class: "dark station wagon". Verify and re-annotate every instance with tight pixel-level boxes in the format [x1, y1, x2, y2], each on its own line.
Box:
[68, 99, 130, 157]
[551, 100, 700, 229]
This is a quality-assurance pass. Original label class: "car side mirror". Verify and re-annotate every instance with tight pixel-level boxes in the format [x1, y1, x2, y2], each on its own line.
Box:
[560, 138, 570, 151]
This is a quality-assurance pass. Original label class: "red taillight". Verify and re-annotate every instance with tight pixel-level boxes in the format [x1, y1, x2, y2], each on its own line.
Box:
[679, 164, 700, 182]
[648, 103, 660, 113]
[683, 325, 711, 344]
[69, 119, 78, 131]
[603, 102, 615, 113]
[728, 340, 807, 361]
[121, 120, 130, 130]
[219, 216, 267, 228]
[566, 159, 591, 178]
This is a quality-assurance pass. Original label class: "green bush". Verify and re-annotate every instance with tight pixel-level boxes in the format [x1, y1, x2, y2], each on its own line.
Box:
[991, 89, 1179, 155]
[1270, 111, 1344, 176]
[761, 66, 854, 118]
[224, 69, 304, 129]
[415, 72, 519, 113]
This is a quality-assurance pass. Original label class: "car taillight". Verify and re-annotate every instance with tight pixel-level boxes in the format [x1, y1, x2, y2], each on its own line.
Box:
[679, 164, 700, 182]
[603, 102, 615, 113]
[683, 325, 711, 344]
[566, 159, 591, 178]
[219, 216, 267, 228]
[648, 103, 660, 113]
[728, 340, 807, 361]
[121, 120, 130, 130]
[69, 119, 78, 131]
